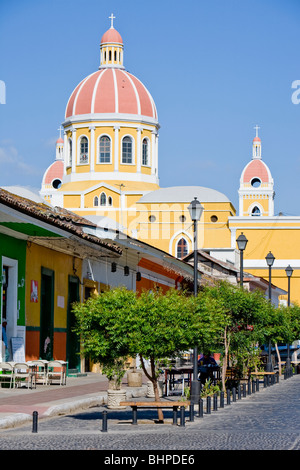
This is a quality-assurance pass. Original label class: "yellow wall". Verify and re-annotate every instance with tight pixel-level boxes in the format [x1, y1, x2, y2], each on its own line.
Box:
[25, 243, 82, 329]
[232, 224, 300, 305]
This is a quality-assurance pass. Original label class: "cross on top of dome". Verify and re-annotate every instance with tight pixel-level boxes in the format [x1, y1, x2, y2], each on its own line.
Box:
[254, 124, 260, 138]
[109, 13, 116, 29]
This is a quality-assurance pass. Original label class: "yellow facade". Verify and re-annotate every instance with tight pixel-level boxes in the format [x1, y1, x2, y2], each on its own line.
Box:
[25, 242, 82, 362]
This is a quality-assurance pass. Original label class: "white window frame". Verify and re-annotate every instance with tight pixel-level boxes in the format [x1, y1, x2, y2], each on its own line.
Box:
[248, 202, 263, 216]
[121, 135, 135, 165]
[68, 138, 72, 167]
[176, 237, 189, 259]
[78, 135, 89, 165]
[98, 134, 112, 164]
[142, 137, 150, 167]
[100, 192, 107, 206]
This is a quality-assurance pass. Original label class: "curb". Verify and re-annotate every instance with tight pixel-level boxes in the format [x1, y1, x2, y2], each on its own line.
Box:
[0, 385, 149, 429]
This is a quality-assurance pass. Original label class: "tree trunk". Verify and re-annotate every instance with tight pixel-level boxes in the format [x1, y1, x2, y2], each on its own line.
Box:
[221, 326, 230, 392]
[139, 354, 164, 422]
[275, 343, 282, 375]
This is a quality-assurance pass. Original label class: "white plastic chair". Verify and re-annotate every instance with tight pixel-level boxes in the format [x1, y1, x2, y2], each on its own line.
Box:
[30, 360, 47, 385]
[13, 362, 36, 389]
[0, 362, 14, 388]
[46, 360, 66, 386]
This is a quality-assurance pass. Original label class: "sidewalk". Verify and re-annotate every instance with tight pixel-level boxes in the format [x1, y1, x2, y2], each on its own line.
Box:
[0, 373, 148, 429]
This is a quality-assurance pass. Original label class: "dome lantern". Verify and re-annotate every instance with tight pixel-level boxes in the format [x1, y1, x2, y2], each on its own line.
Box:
[252, 124, 261, 159]
[99, 14, 124, 69]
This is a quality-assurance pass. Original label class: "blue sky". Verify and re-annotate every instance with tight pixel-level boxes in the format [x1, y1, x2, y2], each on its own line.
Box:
[0, 0, 300, 215]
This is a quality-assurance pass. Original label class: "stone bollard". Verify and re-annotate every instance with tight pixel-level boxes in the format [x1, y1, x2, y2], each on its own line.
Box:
[32, 411, 38, 433]
[206, 396, 211, 414]
[102, 410, 108, 432]
[179, 406, 185, 427]
[198, 398, 203, 418]
[220, 391, 224, 408]
[189, 403, 194, 422]
[213, 393, 218, 411]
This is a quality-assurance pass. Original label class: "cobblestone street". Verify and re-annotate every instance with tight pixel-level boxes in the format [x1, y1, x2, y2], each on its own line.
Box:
[0, 374, 299, 452]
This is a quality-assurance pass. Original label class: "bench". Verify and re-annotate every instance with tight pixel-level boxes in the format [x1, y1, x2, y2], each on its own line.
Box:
[250, 371, 277, 386]
[119, 401, 191, 425]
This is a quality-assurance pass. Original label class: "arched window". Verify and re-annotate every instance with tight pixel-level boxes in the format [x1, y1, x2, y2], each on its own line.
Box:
[251, 206, 261, 216]
[100, 192, 107, 206]
[68, 139, 72, 166]
[122, 136, 133, 164]
[142, 138, 149, 166]
[177, 238, 188, 259]
[79, 136, 88, 164]
[108, 196, 112, 206]
[94, 196, 99, 207]
[99, 135, 111, 163]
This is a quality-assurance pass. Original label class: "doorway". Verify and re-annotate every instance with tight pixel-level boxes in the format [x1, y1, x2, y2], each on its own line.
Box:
[1, 258, 18, 361]
[40, 267, 54, 361]
[67, 275, 80, 371]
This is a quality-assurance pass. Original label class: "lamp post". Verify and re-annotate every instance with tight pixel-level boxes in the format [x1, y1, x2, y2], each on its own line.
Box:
[285, 265, 293, 374]
[188, 197, 204, 404]
[265, 251, 275, 372]
[236, 233, 248, 288]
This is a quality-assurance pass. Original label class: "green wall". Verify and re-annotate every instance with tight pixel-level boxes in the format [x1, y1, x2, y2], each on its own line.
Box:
[0, 233, 27, 326]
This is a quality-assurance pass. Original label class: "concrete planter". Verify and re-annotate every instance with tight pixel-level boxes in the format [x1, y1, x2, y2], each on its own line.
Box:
[146, 380, 164, 398]
[107, 389, 127, 409]
[127, 371, 143, 387]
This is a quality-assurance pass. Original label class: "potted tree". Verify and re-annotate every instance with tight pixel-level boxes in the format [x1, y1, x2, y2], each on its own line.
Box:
[104, 358, 128, 409]
[72, 288, 136, 409]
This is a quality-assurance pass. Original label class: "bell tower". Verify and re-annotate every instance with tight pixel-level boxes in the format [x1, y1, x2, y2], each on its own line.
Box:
[238, 126, 274, 217]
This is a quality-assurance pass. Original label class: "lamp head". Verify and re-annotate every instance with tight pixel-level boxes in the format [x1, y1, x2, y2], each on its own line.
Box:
[236, 232, 248, 251]
[265, 251, 275, 267]
[285, 265, 293, 278]
[188, 197, 204, 221]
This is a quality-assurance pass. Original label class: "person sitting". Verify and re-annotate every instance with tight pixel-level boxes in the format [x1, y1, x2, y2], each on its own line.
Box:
[198, 353, 218, 384]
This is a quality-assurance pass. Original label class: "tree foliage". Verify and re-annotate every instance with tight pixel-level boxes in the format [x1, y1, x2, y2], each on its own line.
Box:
[73, 282, 300, 399]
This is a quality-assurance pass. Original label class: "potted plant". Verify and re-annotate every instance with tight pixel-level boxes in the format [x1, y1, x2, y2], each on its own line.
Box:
[104, 358, 128, 409]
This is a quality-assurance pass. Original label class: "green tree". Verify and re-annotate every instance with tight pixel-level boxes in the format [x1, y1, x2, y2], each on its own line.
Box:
[73, 287, 200, 422]
[72, 287, 136, 389]
[200, 282, 272, 390]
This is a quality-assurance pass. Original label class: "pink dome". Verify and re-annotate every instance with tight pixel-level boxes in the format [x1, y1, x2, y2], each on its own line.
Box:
[242, 159, 270, 183]
[56, 137, 64, 144]
[253, 136, 261, 142]
[65, 68, 158, 120]
[101, 28, 123, 44]
[43, 160, 64, 185]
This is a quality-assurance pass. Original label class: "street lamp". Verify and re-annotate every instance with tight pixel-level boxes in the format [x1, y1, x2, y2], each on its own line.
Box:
[285, 265, 293, 375]
[265, 251, 275, 372]
[188, 197, 204, 404]
[236, 232, 248, 288]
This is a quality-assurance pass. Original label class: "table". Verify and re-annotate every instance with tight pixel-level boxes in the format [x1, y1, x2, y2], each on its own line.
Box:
[164, 368, 193, 396]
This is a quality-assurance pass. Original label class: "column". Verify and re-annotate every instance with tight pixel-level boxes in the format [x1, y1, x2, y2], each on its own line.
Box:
[89, 126, 95, 172]
[71, 128, 76, 173]
[137, 127, 142, 172]
[63, 130, 67, 175]
[114, 126, 120, 171]
[151, 130, 156, 175]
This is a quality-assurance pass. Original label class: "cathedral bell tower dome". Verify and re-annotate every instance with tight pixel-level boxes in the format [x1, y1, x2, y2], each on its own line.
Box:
[238, 126, 274, 217]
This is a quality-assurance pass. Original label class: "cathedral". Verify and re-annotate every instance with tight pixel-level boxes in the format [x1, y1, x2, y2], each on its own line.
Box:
[40, 16, 300, 307]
